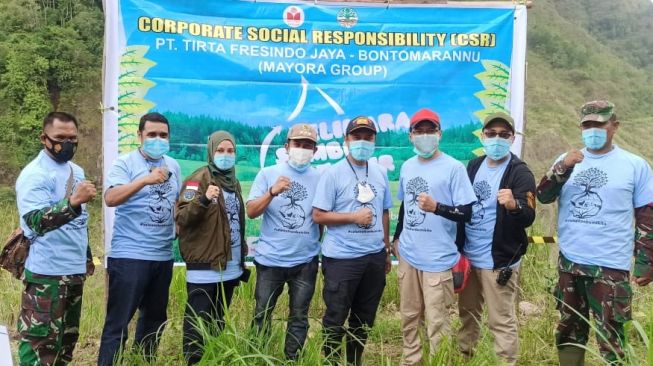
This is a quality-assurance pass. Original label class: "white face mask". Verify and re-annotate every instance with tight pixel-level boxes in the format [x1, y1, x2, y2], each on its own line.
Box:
[287, 147, 314, 172]
[412, 134, 440, 158]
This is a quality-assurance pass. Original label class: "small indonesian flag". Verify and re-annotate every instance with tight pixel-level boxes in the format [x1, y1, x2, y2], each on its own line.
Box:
[186, 181, 199, 191]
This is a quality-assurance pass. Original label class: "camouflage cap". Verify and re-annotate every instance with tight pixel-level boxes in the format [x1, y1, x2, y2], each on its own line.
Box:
[287, 123, 318, 143]
[580, 100, 615, 124]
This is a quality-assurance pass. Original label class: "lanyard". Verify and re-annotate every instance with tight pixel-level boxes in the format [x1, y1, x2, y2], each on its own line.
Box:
[346, 157, 368, 183]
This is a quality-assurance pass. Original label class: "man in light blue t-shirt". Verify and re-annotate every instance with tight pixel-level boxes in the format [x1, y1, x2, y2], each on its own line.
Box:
[457, 112, 536, 366]
[246, 123, 322, 360]
[391, 108, 476, 366]
[538, 100, 653, 365]
[14, 112, 97, 365]
[312, 116, 393, 366]
[98, 112, 181, 366]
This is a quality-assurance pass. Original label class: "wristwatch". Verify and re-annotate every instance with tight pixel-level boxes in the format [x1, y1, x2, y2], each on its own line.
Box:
[510, 199, 523, 213]
[553, 161, 567, 176]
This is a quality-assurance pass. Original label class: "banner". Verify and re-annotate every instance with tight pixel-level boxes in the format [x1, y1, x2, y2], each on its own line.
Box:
[103, 0, 527, 262]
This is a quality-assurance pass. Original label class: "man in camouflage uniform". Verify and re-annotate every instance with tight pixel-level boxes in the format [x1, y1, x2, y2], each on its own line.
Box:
[537, 100, 653, 365]
[15, 112, 97, 365]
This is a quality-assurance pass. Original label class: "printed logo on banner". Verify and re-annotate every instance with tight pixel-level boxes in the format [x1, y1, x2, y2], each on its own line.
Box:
[283, 6, 304, 28]
[337, 8, 358, 28]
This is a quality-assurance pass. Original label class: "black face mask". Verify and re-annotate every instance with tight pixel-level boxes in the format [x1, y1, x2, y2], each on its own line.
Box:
[44, 135, 77, 163]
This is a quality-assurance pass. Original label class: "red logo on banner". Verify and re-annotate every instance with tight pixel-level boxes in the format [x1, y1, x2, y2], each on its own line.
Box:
[283, 6, 304, 28]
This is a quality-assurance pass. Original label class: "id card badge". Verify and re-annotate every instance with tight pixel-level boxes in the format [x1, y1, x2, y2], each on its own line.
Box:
[357, 182, 374, 203]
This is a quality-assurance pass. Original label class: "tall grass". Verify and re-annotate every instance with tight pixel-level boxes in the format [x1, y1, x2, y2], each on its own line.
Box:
[1, 196, 652, 365]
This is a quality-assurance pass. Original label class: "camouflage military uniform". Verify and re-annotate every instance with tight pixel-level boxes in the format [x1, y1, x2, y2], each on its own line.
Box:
[537, 101, 653, 365]
[18, 270, 85, 366]
[552, 255, 631, 362]
[17, 185, 90, 365]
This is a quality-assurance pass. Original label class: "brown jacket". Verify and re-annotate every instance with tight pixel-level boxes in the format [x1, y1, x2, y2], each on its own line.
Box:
[175, 166, 246, 270]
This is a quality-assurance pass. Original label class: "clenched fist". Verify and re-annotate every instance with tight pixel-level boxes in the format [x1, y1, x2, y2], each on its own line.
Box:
[270, 176, 291, 196]
[70, 181, 97, 208]
[417, 192, 438, 213]
[205, 184, 221, 201]
[142, 167, 169, 185]
[353, 207, 374, 226]
[497, 189, 518, 211]
[562, 149, 584, 170]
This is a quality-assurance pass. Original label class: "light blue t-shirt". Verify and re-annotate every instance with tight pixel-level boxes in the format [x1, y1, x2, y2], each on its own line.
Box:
[17, 150, 89, 276]
[464, 157, 510, 269]
[248, 163, 321, 267]
[397, 154, 476, 272]
[187, 190, 243, 283]
[313, 158, 393, 259]
[106, 150, 181, 261]
[557, 146, 653, 271]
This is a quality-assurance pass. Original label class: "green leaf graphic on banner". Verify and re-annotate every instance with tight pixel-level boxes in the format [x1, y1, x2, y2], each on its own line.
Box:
[473, 59, 511, 156]
[117, 45, 157, 153]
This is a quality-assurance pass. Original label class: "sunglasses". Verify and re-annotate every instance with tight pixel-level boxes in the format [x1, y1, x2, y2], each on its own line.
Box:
[483, 131, 513, 139]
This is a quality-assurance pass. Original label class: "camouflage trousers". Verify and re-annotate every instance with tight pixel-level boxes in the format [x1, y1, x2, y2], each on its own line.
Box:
[17, 270, 85, 366]
[553, 255, 632, 363]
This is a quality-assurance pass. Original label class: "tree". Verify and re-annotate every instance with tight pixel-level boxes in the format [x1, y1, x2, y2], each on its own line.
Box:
[280, 181, 309, 230]
[405, 177, 429, 227]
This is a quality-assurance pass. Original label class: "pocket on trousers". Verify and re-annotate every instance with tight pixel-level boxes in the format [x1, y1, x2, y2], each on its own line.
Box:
[428, 272, 454, 306]
[611, 282, 632, 323]
[20, 291, 53, 338]
[427, 271, 453, 287]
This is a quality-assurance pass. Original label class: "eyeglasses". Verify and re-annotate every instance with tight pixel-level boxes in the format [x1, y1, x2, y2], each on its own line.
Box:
[45, 134, 78, 144]
[483, 131, 513, 139]
[412, 128, 440, 135]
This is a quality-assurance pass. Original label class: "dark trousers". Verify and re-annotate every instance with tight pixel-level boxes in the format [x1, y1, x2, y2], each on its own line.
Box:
[253, 257, 318, 360]
[322, 249, 387, 366]
[183, 279, 239, 365]
[97, 258, 173, 366]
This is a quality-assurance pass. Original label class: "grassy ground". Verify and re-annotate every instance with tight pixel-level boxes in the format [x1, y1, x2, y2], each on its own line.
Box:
[1, 192, 652, 365]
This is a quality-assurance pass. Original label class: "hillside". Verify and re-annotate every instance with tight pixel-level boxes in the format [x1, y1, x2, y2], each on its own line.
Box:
[0, 0, 651, 189]
[524, 0, 653, 175]
[521, 0, 653, 233]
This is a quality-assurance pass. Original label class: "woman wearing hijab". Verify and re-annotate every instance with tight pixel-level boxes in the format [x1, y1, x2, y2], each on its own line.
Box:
[175, 131, 248, 365]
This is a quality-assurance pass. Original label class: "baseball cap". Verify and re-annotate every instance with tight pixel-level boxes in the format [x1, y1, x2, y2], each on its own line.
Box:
[410, 108, 441, 130]
[345, 116, 377, 135]
[287, 123, 318, 143]
[483, 112, 515, 134]
[580, 100, 615, 124]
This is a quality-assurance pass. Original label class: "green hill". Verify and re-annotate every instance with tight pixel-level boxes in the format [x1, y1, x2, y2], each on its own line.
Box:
[521, 0, 653, 233]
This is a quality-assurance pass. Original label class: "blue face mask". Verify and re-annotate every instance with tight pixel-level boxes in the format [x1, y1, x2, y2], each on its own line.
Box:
[582, 128, 607, 150]
[142, 138, 169, 159]
[482, 137, 512, 161]
[348, 140, 375, 161]
[213, 154, 235, 170]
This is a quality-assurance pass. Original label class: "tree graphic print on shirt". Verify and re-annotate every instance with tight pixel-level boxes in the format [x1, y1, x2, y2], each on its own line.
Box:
[148, 180, 173, 224]
[471, 180, 492, 225]
[405, 177, 429, 228]
[225, 193, 241, 239]
[570, 167, 608, 219]
[279, 181, 308, 230]
[353, 183, 378, 229]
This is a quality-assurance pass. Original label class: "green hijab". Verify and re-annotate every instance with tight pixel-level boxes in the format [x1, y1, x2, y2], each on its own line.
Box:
[207, 130, 237, 192]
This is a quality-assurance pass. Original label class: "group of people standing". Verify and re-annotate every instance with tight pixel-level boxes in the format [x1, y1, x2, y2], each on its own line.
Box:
[12, 100, 653, 366]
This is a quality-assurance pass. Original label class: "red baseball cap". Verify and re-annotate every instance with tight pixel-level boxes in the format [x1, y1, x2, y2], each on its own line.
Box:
[410, 108, 441, 130]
